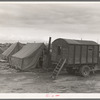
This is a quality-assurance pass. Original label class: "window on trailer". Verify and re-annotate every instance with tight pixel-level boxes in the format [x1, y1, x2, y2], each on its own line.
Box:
[57, 46, 61, 55]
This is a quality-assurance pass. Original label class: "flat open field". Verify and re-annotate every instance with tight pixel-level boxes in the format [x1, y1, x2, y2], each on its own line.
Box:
[0, 62, 100, 93]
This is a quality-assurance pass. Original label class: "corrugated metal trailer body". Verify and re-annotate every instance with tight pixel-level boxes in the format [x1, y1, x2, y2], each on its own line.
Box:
[52, 38, 99, 65]
[68, 45, 99, 65]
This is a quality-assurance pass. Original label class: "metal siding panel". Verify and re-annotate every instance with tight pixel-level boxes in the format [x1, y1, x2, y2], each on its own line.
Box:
[62, 48, 68, 60]
[73, 45, 75, 64]
[75, 45, 80, 64]
[80, 45, 82, 64]
[93, 46, 98, 63]
[86, 46, 88, 63]
[92, 46, 94, 63]
[97, 46, 99, 64]
[68, 45, 74, 64]
[81, 46, 87, 64]
[88, 46, 93, 63]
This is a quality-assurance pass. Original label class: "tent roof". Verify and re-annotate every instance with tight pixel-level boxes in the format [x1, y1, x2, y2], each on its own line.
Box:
[0, 47, 3, 53]
[12, 43, 45, 59]
[2, 42, 21, 56]
[54, 38, 98, 45]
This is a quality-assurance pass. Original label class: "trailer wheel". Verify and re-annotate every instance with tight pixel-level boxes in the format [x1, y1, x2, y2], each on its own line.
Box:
[79, 65, 90, 77]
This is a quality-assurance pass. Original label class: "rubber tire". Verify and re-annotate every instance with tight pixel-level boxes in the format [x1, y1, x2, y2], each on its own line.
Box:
[79, 65, 90, 77]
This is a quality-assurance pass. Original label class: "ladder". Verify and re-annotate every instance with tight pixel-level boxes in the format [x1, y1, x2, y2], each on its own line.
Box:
[51, 58, 66, 79]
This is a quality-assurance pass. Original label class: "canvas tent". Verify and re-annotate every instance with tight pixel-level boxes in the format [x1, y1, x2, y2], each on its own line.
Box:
[2, 42, 23, 61]
[0, 47, 3, 54]
[10, 43, 46, 71]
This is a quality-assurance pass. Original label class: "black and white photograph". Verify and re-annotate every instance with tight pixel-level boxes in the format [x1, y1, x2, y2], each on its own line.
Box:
[0, 1, 100, 98]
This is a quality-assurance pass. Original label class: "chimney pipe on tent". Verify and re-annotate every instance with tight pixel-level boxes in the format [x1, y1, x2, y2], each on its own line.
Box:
[48, 37, 51, 54]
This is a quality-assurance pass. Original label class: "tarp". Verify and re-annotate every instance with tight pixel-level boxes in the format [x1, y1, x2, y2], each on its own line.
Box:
[2, 42, 23, 61]
[10, 43, 46, 71]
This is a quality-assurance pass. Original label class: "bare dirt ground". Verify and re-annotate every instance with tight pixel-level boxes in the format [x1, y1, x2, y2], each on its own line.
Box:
[0, 62, 100, 93]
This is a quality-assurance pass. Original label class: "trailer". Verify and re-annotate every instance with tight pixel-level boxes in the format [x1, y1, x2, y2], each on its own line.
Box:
[51, 38, 99, 78]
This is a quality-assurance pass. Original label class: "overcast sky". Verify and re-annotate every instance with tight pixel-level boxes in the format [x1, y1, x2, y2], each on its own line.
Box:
[0, 2, 100, 43]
